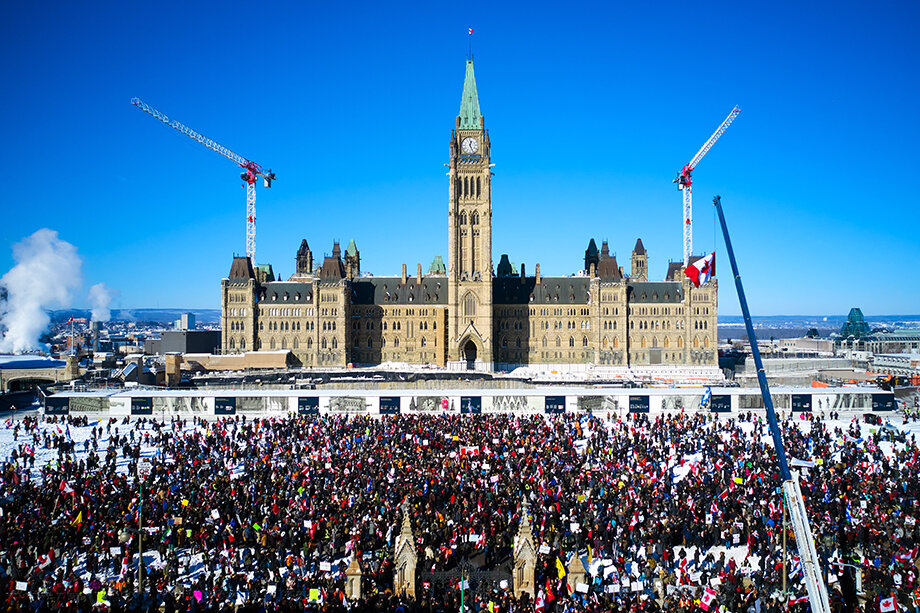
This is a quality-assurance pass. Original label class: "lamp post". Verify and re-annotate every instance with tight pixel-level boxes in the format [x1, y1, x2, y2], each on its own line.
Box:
[137, 459, 152, 604]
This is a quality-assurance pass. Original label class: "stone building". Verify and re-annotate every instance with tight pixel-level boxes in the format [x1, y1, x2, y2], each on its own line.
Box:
[220, 58, 718, 371]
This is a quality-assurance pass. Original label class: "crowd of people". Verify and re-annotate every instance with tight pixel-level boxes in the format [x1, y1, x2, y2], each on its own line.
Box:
[0, 406, 918, 612]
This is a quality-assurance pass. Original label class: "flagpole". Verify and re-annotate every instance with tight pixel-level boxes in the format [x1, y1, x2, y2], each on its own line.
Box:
[782, 495, 787, 601]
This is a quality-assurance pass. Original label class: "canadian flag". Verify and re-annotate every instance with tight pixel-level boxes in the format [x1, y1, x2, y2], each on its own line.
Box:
[787, 595, 808, 606]
[37, 552, 53, 570]
[468, 27, 474, 35]
[700, 587, 717, 611]
[60, 480, 75, 496]
[534, 589, 545, 612]
[460, 445, 480, 456]
[684, 252, 716, 287]
[66, 317, 74, 324]
[880, 595, 896, 612]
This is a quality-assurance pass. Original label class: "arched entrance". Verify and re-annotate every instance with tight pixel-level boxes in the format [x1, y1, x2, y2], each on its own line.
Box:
[463, 340, 477, 370]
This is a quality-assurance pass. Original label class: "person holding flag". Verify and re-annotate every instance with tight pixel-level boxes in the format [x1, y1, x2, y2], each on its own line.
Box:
[700, 386, 712, 410]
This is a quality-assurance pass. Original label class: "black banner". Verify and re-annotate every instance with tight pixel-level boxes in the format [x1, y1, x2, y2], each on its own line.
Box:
[379, 396, 401, 415]
[297, 397, 319, 415]
[545, 396, 565, 414]
[461, 397, 482, 414]
[131, 397, 153, 416]
[710, 395, 732, 412]
[791, 394, 812, 412]
[629, 396, 650, 413]
[872, 394, 896, 412]
[44, 396, 69, 415]
[214, 397, 237, 415]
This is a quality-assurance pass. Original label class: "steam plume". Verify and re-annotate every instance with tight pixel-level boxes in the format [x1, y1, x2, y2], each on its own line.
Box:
[88, 282, 117, 322]
[0, 229, 83, 353]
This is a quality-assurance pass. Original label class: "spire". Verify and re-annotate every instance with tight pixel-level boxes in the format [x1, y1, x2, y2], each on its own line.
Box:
[458, 60, 482, 129]
[345, 239, 358, 258]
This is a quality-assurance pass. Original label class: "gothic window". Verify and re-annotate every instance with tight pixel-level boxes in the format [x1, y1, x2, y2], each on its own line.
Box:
[241, 339, 246, 350]
[282, 338, 288, 349]
[293, 338, 299, 349]
[270, 338, 276, 350]
[555, 337, 561, 348]
[678, 337, 683, 348]
[542, 337, 547, 348]
[368, 339, 373, 348]
[421, 338, 427, 348]
[569, 337, 574, 348]
[463, 293, 476, 317]
[460, 212, 467, 225]
[476, 177, 481, 197]
[229, 338, 235, 350]
[322, 338, 327, 349]
[394, 337, 399, 348]
[583, 336, 588, 347]
[332, 322, 336, 331]
[332, 338, 338, 349]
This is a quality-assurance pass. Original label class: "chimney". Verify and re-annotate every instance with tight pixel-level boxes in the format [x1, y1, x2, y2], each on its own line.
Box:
[401, 264, 407, 285]
[417, 263, 422, 284]
[589, 263, 596, 278]
[520, 263, 526, 283]
[535, 264, 541, 285]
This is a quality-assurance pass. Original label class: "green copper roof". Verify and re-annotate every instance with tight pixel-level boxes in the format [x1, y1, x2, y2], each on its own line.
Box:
[345, 239, 358, 257]
[458, 60, 482, 129]
[428, 255, 446, 275]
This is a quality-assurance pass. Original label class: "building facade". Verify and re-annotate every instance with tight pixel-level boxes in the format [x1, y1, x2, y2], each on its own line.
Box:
[221, 59, 718, 370]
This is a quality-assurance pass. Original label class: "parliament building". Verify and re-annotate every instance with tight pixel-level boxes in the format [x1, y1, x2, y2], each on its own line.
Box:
[221, 59, 718, 371]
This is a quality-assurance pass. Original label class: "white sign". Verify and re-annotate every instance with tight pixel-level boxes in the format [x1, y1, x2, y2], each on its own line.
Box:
[211, 509, 220, 520]
[539, 544, 550, 555]
[319, 562, 331, 572]
[110, 547, 121, 556]
[576, 582, 589, 593]
[138, 460, 153, 478]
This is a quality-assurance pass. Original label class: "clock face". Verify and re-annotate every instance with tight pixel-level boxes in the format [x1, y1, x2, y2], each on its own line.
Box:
[461, 137, 479, 154]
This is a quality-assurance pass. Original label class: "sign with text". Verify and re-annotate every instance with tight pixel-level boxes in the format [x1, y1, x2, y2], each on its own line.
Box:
[710, 395, 732, 413]
[131, 397, 153, 416]
[872, 394, 895, 412]
[629, 396, 650, 413]
[545, 396, 566, 414]
[791, 394, 812, 412]
[461, 396, 482, 414]
[297, 397, 319, 415]
[44, 396, 69, 415]
[214, 397, 237, 415]
[379, 396, 401, 415]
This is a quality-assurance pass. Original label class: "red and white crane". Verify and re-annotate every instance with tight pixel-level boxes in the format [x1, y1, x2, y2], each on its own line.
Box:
[131, 98, 276, 263]
[674, 106, 740, 266]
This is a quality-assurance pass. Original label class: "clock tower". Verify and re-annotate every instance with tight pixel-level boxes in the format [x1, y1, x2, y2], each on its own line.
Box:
[448, 59, 493, 368]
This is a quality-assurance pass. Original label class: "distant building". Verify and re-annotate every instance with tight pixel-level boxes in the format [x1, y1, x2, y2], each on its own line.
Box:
[174, 313, 196, 330]
[219, 58, 719, 371]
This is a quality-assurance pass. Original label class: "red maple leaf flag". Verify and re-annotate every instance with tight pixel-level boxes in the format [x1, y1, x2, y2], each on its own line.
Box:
[700, 587, 717, 611]
[684, 252, 716, 287]
[787, 595, 809, 606]
[469, 28, 474, 35]
[880, 596, 896, 612]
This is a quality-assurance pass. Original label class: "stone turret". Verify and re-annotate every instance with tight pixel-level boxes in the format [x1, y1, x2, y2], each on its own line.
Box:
[631, 238, 648, 281]
[345, 557, 363, 600]
[394, 501, 417, 598]
[567, 554, 587, 594]
[513, 497, 537, 599]
[296, 239, 313, 276]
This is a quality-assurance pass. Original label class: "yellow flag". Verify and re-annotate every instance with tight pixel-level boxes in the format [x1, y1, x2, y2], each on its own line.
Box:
[71, 511, 82, 526]
[556, 557, 566, 578]
[733, 476, 743, 485]
[309, 588, 320, 602]
[182, 499, 189, 507]
[488, 602, 495, 612]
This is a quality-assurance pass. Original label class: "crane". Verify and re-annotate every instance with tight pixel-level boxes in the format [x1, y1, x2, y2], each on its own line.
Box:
[713, 195, 831, 613]
[674, 106, 740, 266]
[131, 98, 276, 262]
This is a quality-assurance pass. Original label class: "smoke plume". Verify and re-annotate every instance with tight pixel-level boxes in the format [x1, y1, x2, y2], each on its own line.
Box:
[88, 282, 117, 322]
[0, 229, 83, 353]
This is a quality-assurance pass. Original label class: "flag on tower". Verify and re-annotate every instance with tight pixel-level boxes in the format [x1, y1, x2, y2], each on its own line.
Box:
[469, 28, 474, 35]
[66, 317, 74, 324]
[684, 252, 716, 287]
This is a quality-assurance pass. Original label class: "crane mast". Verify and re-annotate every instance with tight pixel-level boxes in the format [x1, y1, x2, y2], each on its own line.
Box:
[131, 98, 275, 262]
[713, 196, 831, 613]
[675, 106, 740, 265]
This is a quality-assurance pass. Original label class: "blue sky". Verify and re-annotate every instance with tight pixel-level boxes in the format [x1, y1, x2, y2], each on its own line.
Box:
[1, 0, 917, 316]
